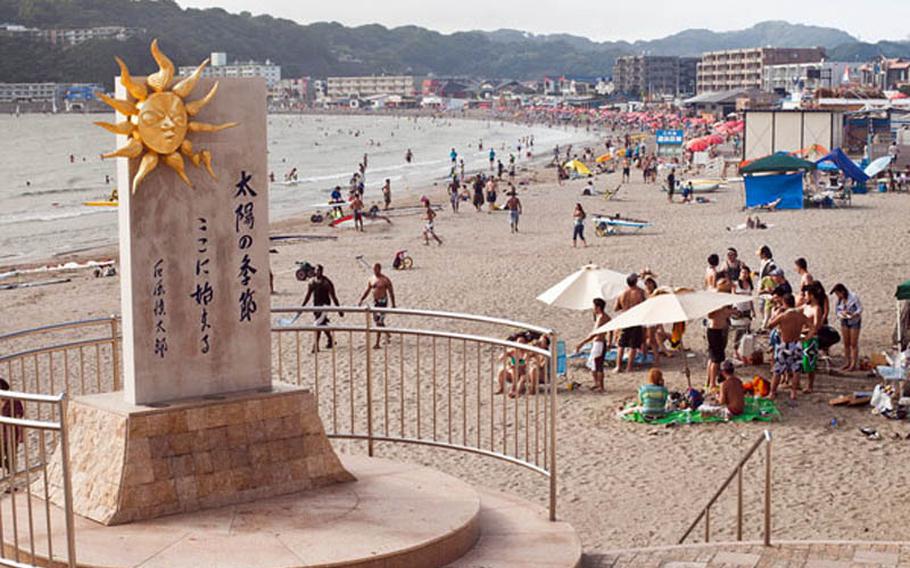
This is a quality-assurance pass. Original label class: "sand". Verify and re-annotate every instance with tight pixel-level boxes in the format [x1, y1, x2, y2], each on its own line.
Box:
[3, 157, 910, 560]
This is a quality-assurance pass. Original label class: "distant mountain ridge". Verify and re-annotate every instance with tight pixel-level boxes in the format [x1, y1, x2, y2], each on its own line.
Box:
[0, 0, 907, 87]
[480, 20, 858, 56]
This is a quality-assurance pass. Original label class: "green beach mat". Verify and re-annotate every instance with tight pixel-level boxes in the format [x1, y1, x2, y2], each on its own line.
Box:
[622, 397, 780, 425]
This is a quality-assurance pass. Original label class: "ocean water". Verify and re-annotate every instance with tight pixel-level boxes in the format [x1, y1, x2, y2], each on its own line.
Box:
[0, 113, 588, 264]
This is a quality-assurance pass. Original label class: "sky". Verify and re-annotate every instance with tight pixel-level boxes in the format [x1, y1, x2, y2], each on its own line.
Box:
[178, 0, 908, 43]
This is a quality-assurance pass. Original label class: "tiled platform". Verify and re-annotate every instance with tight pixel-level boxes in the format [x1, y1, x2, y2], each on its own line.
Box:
[592, 541, 910, 567]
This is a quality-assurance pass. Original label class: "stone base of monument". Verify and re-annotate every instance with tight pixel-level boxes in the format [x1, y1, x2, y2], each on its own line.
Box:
[41, 384, 355, 525]
[2, 455, 582, 568]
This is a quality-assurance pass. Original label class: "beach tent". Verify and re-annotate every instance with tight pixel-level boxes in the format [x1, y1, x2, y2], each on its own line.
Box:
[815, 148, 869, 184]
[865, 156, 893, 178]
[741, 153, 816, 174]
[744, 173, 804, 210]
[564, 159, 592, 176]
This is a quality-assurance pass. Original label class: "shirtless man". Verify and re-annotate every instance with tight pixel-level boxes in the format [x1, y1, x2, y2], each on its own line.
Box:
[350, 193, 365, 232]
[794, 258, 814, 306]
[301, 265, 343, 352]
[422, 202, 443, 246]
[574, 298, 611, 392]
[704, 254, 720, 289]
[613, 274, 647, 373]
[801, 285, 825, 393]
[706, 300, 734, 390]
[505, 191, 522, 234]
[382, 179, 391, 210]
[358, 263, 396, 349]
[768, 294, 812, 402]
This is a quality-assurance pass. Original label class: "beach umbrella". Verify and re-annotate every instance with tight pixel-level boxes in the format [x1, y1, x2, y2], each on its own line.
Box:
[593, 287, 743, 334]
[865, 156, 893, 178]
[536, 264, 628, 310]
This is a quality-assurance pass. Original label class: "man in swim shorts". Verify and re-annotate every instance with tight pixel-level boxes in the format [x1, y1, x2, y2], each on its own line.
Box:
[768, 293, 811, 402]
[613, 274, 647, 373]
[706, 301, 734, 389]
[505, 191, 522, 234]
[358, 263, 396, 349]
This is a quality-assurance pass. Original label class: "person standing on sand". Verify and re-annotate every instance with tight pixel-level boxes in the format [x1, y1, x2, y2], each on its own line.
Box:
[768, 294, 811, 402]
[405, 149, 413, 164]
[572, 203, 587, 247]
[705, 291, 734, 390]
[358, 264, 396, 349]
[831, 283, 862, 372]
[350, 193, 365, 232]
[422, 202, 443, 246]
[450, 147, 458, 164]
[505, 190, 522, 233]
[574, 298, 610, 392]
[382, 179, 391, 210]
[472, 175, 485, 212]
[666, 166, 676, 202]
[448, 178, 460, 213]
[485, 177, 498, 212]
[622, 157, 631, 183]
[489, 147, 496, 171]
[613, 274, 646, 373]
[301, 265, 343, 352]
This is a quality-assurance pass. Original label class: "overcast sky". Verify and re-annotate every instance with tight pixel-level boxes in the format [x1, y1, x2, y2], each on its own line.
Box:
[179, 0, 906, 43]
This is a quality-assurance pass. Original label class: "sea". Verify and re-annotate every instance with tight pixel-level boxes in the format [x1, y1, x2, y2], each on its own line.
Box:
[0, 113, 590, 265]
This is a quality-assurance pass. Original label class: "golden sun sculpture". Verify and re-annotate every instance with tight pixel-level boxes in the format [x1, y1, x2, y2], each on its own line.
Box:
[95, 39, 238, 193]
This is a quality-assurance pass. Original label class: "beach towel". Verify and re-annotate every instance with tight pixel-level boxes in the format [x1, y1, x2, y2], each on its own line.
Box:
[621, 397, 780, 425]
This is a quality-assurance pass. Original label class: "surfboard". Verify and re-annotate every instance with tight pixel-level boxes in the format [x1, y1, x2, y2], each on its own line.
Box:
[83, 200, 118, 207]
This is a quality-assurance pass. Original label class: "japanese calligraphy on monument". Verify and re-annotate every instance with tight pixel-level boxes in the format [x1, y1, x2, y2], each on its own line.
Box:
[105, 44, 270, 404]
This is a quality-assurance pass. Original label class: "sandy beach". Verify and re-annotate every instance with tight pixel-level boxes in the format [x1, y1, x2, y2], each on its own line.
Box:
[3, 150, 910, 561]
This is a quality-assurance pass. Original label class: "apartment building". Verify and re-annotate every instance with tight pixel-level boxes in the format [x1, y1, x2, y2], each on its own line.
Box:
[697, 47, 826, 94]
[325, 76, 417, 98]
[1, 24, 143, 46]
[178, 53, 282, 88]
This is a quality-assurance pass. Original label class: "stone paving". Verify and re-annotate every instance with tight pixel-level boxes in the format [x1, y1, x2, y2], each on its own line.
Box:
[586, 541, 910, 567]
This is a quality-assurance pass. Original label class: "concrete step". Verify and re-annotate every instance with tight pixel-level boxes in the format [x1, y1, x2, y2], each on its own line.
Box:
[448, 487, 582, 568]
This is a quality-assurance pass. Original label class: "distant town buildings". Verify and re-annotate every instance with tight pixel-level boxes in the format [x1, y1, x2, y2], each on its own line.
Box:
[325, 76, 417, 98]
[859, 58, 910, 91]
[178, 52, 282, 88]
[613, 55, 698, 97]
[696, 47, 826, 94]
[0, 82, 104, 112]
[762, 61, 855, 94]
[0, 23, 144, 46]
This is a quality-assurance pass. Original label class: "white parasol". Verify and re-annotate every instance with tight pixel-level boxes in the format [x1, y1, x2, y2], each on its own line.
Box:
[536, 264, 628, 310]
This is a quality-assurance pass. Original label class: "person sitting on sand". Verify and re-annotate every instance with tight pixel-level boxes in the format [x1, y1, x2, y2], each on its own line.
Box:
[716, 360, 745, 417]
[768, 294, 811, 402]
[637, 368, 668, 419]
[574, 298, 610, 392]
[523, 335, 551, 396]
[496, 336, 529, 398]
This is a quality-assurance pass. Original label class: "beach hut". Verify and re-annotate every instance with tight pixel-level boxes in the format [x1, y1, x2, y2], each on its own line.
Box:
[741, 153, 816, 210]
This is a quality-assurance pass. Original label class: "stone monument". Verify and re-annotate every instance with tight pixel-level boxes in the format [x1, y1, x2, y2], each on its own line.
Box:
[42, 41, 353, 526]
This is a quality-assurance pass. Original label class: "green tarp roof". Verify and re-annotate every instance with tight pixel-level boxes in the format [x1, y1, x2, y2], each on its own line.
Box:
[898, 280, 910, 301]
[741, 153, 817, 174]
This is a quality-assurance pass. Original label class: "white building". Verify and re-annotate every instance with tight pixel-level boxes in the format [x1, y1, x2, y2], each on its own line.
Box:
[178, 53, 282, 88]
[762, 61, 856, 93]
[325, 76, 416, 98]
[0, 82, 59, 103]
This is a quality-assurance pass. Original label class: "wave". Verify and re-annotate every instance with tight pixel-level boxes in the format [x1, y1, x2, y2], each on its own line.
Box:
[18, 186, 101, 198]
[0, 207, 113, 226]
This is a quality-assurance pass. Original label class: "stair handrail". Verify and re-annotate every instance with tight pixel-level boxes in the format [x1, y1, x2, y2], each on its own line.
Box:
[678, 429, 772, 545]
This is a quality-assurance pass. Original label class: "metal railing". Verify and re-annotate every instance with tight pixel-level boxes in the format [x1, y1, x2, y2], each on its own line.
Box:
[679, 430, 772, 546]
[0, 391, 76, 568]
[0, 307, 560, 521]
[271, 306, 559, 520]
